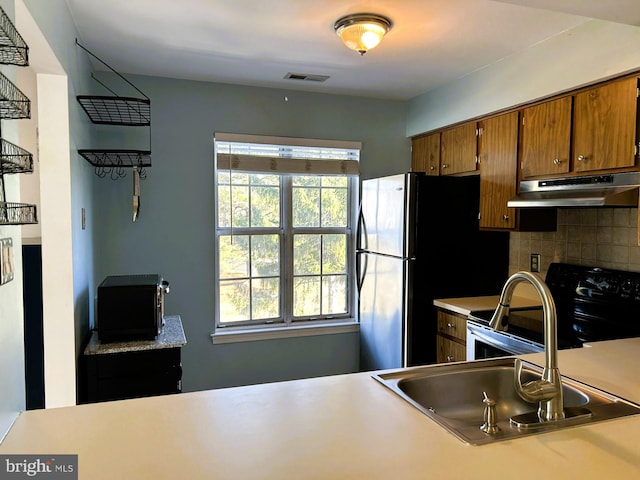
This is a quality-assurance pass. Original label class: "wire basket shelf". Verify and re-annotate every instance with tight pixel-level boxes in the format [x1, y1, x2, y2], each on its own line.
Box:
[0, 6, 28, 66]
[0, 138, 33, 173]
[77, 95, 150, 126]
[0, 201, 37, 225]
[0, 71, 30, 119]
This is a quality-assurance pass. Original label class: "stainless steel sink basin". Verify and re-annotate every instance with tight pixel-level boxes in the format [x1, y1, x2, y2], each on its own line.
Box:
[373, 357, 640, 445]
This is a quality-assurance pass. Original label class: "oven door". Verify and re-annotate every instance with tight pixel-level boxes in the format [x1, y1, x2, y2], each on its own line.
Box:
[466, 320, 544, 360]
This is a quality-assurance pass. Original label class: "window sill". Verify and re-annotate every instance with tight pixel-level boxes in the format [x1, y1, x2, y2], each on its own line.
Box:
[211, 321, 359, 345]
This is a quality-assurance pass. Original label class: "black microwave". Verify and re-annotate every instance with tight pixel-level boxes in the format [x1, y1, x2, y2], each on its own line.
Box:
[97, 274, 170, 342]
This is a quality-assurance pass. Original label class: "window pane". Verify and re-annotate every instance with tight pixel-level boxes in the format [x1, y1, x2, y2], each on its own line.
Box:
[321, 187, 347, 227]
[294, 234, 321, 275]
[217, 184, 231, 228]
[218, 171, 231, 185]
[294, 277, 321, 317]
[231, 185, 249, 227]
[322, 275, 347, 315]
[231, 172, 249, 185]
[322, 234, 346, 274]
[322, 176, 347, 188]
[252, 278, 280, 320]
[219, 279, 250, 322]
[219, 235, 249, 279]
[251, 235, 280, 277]
[250, 174, 279, 186]
[292, 186, 320, 227]
[293, 175, 320, 187]
[251, 186, 280, 227]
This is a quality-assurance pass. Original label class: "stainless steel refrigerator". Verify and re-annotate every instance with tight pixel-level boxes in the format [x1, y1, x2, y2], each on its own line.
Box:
[356, 172, 509, 371]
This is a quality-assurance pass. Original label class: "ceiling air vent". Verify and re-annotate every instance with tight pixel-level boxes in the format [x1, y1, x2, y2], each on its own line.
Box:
[284, 72, 330, 82]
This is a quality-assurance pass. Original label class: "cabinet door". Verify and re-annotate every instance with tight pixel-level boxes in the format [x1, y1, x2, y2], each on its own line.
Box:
[478, 112, 519, 230]
[573, 77, 638, 173]
[436, 335, 466, 363]
[520, 96, 572, 178]
[441, 122, 478, 175]
[411, 133, 440, 175]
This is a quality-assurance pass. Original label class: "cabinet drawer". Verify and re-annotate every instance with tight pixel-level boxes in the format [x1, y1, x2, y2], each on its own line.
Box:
[437, 335, 466, 363]
[437, 311, 467, 343]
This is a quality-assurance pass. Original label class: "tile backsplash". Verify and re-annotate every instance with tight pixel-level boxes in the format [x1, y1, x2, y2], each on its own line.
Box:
[509, 207, 640, 278]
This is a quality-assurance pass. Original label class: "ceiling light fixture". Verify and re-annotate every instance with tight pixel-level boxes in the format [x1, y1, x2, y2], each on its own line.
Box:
[333, 13, 392, 56]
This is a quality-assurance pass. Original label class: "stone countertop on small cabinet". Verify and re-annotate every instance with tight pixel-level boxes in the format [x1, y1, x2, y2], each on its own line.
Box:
[84, 315, 186, 355]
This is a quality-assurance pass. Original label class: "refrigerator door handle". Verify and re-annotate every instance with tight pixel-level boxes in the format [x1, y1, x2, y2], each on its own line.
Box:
[356, 203, 368, 253]
[356, 252, 368, 294]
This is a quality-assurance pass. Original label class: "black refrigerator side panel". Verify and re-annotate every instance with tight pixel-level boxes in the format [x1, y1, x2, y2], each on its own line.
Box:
[406, 175, 509, 366]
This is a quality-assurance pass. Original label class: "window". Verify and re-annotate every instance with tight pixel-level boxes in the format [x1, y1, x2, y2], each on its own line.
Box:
[214, 134, 360, 333]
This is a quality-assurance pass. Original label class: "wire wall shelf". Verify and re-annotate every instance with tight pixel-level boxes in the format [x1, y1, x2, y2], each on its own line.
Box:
[0, 71, 30, 119]
[0, 202, 37, 225]
[0, 8, 35, 227]
[77, 95, 150, 126]
[0, 6, 28, 66]
[0, 138, 33, 173]
[75, 41, 152, 181]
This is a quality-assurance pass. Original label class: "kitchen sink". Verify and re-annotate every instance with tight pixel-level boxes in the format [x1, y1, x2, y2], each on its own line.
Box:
[373, 357, 640, 445]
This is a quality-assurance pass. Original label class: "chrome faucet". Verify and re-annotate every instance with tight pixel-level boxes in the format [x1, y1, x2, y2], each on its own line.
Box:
[489, 271, 564, 422]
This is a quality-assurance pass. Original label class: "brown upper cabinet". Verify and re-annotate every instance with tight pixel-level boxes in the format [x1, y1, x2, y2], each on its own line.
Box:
[440, 122, 478, 175]
[521, 76, 639, 179]
[520, 96, 572, 178]
[411, 132, 440, 175]
[478, 112, 519, 230]
[573, 77, 638, 173]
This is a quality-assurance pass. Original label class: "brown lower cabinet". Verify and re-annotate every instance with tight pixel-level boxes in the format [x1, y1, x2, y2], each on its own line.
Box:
[436, 310, 467, 363]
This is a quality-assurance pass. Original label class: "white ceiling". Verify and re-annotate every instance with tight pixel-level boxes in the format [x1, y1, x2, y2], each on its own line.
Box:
[64, 0, 640, 100]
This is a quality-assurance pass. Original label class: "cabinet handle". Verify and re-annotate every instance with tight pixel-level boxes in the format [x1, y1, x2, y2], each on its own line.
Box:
[446, 323, 455, 329]
[553, 158, 562, 166]
[442, 163, 448, 169]
[503, 214, 509, 222]
[577, 155, 588, 162]
[447, 355, 455, 362]
[430, 165, 435, 170]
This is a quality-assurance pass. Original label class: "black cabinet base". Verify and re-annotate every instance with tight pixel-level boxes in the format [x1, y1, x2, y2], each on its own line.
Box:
[85, 347, 182, 403]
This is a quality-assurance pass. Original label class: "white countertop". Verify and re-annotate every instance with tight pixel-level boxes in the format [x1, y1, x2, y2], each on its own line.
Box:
[434, 295, 542, 316]
[2, 339, 640, 479]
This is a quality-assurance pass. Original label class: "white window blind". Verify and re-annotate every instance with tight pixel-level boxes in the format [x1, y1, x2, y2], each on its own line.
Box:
[215, 133, 360, 175]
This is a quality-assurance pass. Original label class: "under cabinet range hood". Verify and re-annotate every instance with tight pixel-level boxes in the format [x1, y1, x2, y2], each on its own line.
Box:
[508, 173, 640, 208]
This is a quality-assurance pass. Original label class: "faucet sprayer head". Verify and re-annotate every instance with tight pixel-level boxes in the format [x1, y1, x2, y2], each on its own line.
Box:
[489, 302, 510, 331]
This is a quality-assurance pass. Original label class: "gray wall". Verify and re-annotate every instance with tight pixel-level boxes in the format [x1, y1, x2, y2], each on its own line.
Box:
[92, 74, 409, 391]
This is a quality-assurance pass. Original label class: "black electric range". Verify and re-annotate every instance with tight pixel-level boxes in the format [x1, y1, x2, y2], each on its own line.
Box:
[468, 263, 640, 356]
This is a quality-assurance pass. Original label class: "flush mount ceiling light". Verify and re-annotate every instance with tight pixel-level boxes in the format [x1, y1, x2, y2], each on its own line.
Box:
[334, 13, 392, 56]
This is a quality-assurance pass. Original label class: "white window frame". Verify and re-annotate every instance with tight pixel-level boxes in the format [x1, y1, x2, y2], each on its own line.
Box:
[211, 133, 360, 344]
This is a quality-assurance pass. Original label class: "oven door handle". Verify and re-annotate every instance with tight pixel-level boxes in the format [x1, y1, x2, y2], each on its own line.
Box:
[467, 322, 543, 356]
